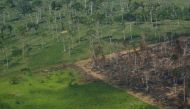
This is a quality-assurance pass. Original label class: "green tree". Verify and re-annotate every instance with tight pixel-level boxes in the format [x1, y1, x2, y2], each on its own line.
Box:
[51, 1, 62, 10]
[17, 0, 32, 14]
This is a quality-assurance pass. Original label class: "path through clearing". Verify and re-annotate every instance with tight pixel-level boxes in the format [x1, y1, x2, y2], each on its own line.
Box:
[75, 47, 167, 109]
[38, 40, 189, 109]
[75, 39, 190, 109]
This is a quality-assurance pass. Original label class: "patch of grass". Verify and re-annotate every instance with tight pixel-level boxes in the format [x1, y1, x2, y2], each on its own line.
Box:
[29, 42, 64, 70]
[0, 68, 158, 109]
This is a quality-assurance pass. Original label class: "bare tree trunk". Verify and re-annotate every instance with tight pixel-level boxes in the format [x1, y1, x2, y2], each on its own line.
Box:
[68, 40, 71, 57]
[184, 74, 187, 106]
[2, 48, 9, 69]
[183, 72, 189, 108]
[109, 36, 112, 59]
[84, 0, 87, 9]
[130, 23, 132, 40]
[36, 8, 41, 24]
[90, 2, 93, 15]
[3, 12, 6, 25]
[123, 24, 126, 40]
[183, 42, 188, 56]
[145, 72, 149, 93]
[120, 0, 124, 24]
[150, 10, 153, 23]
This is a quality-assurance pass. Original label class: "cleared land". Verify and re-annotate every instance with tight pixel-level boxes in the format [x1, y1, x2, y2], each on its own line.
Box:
[76, 38, 190, 109]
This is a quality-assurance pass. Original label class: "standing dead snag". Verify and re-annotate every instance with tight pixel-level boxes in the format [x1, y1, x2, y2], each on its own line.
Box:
[183, 67, 190, 108]
[87, 29, 104, 69]
[90, 37, 190, 108]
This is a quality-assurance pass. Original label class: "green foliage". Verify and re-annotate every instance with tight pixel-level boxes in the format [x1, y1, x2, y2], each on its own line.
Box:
[0, 69, 158, 109]
[17, 0, 32, 14]
[0, 100, 12, 109]
[11, 47, 22, 57]
[51, 1, 62, 10]
[71, 2, 84, 11]
[0, 24, 13, 39]
[172, 68, 182, 77]
[5, 0, 16, 8]
[32, 0, 42, 8]
[29, 42, 64, 69]
[10, 75, 25, 85]
[170, 54, 178, 61]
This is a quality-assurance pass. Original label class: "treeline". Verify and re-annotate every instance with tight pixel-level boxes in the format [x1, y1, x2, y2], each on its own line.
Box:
[0, 0, 189, 41]
[1, 0, 190, 22]
[0, 0, 189, 73]
[0, 0, 189, 51]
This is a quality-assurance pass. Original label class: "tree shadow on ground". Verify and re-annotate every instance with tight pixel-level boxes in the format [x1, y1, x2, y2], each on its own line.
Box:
[0, 100, 12, 109]
[25, 81, 158, 109]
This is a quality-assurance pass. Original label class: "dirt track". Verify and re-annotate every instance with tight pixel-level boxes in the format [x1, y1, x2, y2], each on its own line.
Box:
[75, 39, 190, 109]
[36, 49, 185, 109]
[37, 40, 190, 109]
[75, 58, 167, 109]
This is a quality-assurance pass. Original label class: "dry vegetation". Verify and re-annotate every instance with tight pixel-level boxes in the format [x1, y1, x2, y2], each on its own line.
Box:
[77, 37, 190, 109]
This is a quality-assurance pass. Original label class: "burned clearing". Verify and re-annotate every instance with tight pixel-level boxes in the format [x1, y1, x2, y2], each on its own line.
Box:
[78, 37, 190, 109]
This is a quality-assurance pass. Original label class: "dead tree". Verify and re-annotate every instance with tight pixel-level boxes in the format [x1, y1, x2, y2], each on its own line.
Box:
[183, 68, 190, 108]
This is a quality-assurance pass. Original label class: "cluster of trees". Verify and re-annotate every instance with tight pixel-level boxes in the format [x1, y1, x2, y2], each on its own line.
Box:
[0, 0, 189, 47]
[2, 0, 190, 22]
[0, 0, 189, 37]
[119, 1, 190, 22]
[0, 0, 189, 75]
